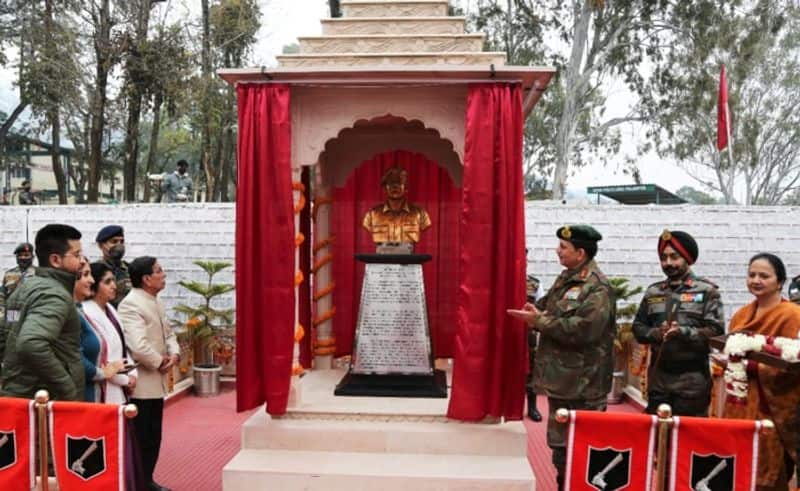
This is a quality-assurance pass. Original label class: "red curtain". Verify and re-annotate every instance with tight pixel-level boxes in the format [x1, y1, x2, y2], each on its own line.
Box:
[447, 83, 527, 421]
[235, 83, 295, 415]
[331, 150, 461, 357]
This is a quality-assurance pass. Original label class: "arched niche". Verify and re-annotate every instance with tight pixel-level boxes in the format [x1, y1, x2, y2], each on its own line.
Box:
[317, 114, 462, 189]
[291, 85, 466, 173]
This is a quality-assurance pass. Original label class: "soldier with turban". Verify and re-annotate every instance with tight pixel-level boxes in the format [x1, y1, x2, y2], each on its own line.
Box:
[633, 229, 724, 416]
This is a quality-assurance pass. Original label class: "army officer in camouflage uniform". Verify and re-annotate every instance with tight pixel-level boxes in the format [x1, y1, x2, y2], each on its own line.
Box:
[633, 230, 724, 416]
[95, 225, 132, 307]
[509, 224, 615, 490]
[0, 243, 35, 321]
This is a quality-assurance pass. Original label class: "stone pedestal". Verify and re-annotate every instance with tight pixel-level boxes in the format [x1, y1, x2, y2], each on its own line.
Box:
[335, 253, 446, 398]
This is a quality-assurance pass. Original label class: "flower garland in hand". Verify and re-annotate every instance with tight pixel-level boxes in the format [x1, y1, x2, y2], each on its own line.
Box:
[723, 332, 800, 403]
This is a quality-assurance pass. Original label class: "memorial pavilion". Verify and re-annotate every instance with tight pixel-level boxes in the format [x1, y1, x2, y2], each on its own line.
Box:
[218, 1, 555, 488]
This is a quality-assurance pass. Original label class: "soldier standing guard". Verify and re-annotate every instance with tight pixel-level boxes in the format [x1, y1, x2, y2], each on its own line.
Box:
[95, 225, 132, 307]
[508, 225, 615, 491]
[633, 230, 724, 416]
[1, 243, 36, 357]
[525, 269, 543, 421]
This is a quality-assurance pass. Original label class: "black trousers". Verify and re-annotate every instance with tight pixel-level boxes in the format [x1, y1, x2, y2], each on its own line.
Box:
[130, 398, 164, 483]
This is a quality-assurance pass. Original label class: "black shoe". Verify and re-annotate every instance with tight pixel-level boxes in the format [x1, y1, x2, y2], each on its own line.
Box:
[149, 482, 172, 491]
[526, 391, 542, 422]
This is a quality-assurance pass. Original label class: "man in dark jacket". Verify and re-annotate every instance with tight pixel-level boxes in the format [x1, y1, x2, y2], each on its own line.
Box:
[509, 225, 615, 490]
[633, 230, 724, 416]
[0, 224, 85, 401]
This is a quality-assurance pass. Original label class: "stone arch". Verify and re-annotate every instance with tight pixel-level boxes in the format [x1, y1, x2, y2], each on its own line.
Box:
[291, 85, 467, 176]
[317, 114, 462, 188]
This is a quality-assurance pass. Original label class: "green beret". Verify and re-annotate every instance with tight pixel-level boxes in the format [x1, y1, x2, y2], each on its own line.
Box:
[556, 224, 602, 242]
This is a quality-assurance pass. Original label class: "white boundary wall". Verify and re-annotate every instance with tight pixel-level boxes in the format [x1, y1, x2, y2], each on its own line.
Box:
[1, 202, 798, 325]
[525, 202, 800, 323]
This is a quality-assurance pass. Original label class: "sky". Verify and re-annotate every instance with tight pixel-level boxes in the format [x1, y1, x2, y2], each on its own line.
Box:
[0, 0, 707, 199]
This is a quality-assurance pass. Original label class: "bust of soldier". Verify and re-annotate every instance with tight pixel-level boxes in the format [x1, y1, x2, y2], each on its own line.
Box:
[362, 166, 431, 245]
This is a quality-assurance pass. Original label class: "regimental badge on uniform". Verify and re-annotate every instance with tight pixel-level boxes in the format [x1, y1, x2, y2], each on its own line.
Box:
[66, 436, 106, 480]
[564, 286, 582, 301]
[0, 430, 16, 471]
[689, 453, 734, 491]
[586, 447, 631, 490]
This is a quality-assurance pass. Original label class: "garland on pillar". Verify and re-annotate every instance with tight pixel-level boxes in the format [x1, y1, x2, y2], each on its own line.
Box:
[292, 181, 306, 376]
[312, 196, 336, 357]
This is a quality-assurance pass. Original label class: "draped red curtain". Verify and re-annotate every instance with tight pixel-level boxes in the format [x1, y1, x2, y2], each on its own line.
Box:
[235, 83, 295, 415]
[298, 167, 313, 368]
[331, 150, 461, 357]
[447, 83, 527, 421]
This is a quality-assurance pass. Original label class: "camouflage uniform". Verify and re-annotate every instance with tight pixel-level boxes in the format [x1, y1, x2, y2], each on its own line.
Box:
[100, 258, 132, 307]
[532, 259, 615, 480]
[632, 271, 724, 416]
[0, 264, 35, 335]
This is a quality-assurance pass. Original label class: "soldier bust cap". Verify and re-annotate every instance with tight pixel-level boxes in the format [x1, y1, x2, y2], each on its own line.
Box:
[658, 229, 698, 265]
[556, 224, 603, 243]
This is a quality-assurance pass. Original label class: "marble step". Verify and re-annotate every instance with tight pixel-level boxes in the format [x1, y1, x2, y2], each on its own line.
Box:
[223, 449, 534, 491]
[341, 0, 450, 18]
[298, 34, 484, 54]
[321, 16, 466, 35]
[241, 411, 528, 456]
[276, 51, 506, 68]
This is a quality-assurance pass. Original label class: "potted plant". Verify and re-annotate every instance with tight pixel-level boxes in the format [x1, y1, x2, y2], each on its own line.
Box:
[608, 277, 643, 404]
[173, 260, 235, 397]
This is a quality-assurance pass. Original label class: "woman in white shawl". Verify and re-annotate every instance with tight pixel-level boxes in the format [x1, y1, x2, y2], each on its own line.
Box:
[82, 261, 138, 404]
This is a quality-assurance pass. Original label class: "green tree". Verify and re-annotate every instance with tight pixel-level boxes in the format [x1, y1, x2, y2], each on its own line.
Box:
[469, 1, 664, 199]
[642, 1, 799, 205]
[675, 185, 720, 205]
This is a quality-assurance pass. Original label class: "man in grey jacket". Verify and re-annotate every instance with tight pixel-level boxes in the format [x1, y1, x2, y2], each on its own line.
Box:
[1, 224, 85, 400]
[162, 159, 193, 202]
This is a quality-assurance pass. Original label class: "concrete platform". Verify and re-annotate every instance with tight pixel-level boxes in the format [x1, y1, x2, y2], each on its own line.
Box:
[222, 368, 535, 490]
[224, 449, 533, 491]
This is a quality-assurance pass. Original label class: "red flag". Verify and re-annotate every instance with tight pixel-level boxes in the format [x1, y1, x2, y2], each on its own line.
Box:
[670, 416, 760, 491]
[48, 401, 125, 491]
[717, 64, 730, 151]
[0, 397, 36, 491]
[565, 410, 658, 490]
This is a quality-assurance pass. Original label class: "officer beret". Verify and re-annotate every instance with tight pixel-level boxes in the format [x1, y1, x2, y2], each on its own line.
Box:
[13, 242, 33, 255]
[556, 224, 602, 243]
[96, 225, 124, 243]
[658, 229, 698, 265]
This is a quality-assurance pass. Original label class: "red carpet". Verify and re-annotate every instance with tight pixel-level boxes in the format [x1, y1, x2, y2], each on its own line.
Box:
[154, 383, 256, 491]
[154, 387, 640, 491]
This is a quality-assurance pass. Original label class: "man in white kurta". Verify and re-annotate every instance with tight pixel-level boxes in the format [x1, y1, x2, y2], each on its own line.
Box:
[118, 256, 179, 491]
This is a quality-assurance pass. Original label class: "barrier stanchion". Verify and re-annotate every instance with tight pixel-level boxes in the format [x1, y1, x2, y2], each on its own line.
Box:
[655, 404, 672, 491]
[34, 390, 49, 491]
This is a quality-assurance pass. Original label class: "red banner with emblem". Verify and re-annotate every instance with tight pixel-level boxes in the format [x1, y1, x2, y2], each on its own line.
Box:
[670, 416, 759, 491]
[0, 397, 35, 491]
[48, 401, 124, 491]
[565, 410, 658, 490]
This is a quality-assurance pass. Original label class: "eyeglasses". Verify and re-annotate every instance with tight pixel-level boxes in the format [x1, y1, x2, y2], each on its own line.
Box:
[62, 251, 83, 259]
